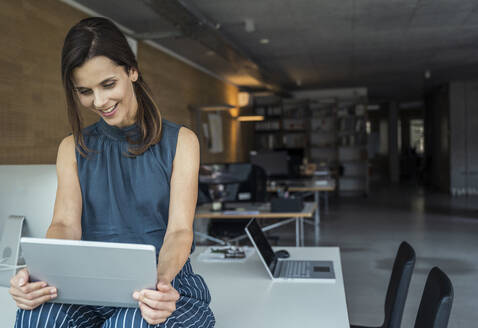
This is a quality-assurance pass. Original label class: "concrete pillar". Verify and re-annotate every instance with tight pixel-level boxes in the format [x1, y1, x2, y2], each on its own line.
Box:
[401, 116, 410, 153]
[389, 101, 400, 183]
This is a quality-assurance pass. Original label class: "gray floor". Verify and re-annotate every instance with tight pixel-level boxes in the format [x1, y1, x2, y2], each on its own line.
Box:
[201, 184, 478, 327]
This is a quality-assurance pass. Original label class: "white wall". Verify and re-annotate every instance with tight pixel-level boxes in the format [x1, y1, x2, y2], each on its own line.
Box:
[0, 165, 57, 326]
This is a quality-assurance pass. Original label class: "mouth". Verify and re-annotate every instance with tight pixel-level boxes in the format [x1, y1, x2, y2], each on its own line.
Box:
[99, 103, 118, 117]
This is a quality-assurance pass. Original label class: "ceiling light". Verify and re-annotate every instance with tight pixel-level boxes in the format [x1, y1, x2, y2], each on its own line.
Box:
[251, 91, 275, 97]
[260, 38, 269, 44]
[424, 70, 431, 79]
[237, 115, 264, 122]
[192, 104, 235, 112]
[238, 92, 251, 107]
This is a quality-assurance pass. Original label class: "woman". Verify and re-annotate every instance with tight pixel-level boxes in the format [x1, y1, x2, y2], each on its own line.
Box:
[8, 17, 214, 327]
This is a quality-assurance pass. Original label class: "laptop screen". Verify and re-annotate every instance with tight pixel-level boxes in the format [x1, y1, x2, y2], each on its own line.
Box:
[245, 219, 276, 267]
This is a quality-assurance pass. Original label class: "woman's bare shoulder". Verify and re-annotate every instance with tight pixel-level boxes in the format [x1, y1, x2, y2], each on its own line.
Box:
[177, 127, 199, 147]
[57, 135, 76, 164]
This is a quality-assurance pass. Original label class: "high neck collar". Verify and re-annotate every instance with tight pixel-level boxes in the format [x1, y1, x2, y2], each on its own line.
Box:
[97, 119, 141, 141]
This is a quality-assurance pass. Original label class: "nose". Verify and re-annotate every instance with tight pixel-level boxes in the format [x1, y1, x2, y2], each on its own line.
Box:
[93, 91, 108, 109]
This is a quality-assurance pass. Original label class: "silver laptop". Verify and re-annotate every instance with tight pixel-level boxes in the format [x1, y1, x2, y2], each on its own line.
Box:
[245, 219, 335, 282]
[20, 237, 157, 307]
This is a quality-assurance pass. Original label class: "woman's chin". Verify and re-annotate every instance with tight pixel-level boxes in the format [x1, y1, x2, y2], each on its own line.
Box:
[104, 115, 136, 128]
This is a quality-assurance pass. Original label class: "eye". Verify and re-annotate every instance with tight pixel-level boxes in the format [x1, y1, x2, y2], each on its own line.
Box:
[103, 81, 116, 88]
[77, 89, 92, 95]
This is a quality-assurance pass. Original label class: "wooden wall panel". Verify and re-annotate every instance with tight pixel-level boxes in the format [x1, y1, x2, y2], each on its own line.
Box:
[1, 0, 251, 164]
[138, 43, 253, 164]
[0, 0, 92, 164]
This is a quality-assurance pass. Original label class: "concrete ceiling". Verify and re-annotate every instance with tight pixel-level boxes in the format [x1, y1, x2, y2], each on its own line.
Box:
[71, 0, 478, 101]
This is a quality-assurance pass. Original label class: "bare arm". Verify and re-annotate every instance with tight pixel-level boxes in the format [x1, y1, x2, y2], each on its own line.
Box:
[46, 135, 82, 240]
[157, 127, 199, 282]
[9, 135, 82, 310]
[133, 127, 199, 325]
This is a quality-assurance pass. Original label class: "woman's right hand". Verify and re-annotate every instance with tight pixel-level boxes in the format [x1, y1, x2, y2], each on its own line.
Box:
[8, 268, 57, 310]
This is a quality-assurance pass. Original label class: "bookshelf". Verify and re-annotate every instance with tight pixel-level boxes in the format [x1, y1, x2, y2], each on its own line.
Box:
[337, 103, 369, 196]
[252, 94, 368, 196]
[253, 97, 308, 150]
[282, 99, 308, 149]
[308, 102, 338, 170]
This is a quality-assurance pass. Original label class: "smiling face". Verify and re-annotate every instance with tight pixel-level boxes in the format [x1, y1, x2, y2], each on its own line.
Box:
[72, 56, 139, 128]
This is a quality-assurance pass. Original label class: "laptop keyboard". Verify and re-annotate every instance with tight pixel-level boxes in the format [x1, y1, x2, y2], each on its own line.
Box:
[281, 260, 311, 278]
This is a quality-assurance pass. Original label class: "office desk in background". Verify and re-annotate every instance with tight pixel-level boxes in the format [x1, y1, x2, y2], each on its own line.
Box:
[195, 202, 317, 246]
[191, 246, 350, 328]
[268, 179, 336, 244]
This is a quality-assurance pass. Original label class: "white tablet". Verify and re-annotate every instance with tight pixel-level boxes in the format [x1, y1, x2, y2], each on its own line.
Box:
[20, 237, 157, 307]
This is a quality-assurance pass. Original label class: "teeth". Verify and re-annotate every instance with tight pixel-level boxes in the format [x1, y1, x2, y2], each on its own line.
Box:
[103, 104, 116, 113]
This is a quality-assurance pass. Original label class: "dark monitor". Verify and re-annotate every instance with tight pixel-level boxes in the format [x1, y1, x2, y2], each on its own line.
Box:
[245, 219, 276, 268]
[199, 163, 266, 202]
[283, 148, 304, 178]
[201, 164, 267, 239]
[199, 164, 240, 185]
[249, 151, 289, 177]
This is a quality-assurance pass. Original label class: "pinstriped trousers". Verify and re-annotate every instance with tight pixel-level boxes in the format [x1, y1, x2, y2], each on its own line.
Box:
[14, 260, 215, 328]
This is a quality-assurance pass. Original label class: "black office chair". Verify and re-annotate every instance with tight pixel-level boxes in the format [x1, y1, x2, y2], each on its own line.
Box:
[351, 241, 416, 328]
[237, 164, 267, 202]
[414, 267, 453, 328]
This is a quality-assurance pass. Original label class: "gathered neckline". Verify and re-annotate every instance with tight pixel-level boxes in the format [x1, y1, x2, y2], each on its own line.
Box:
[97, 119, 141, 141]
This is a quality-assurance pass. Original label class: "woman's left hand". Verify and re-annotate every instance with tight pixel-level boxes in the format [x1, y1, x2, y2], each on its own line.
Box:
[133, 279, 180, 325]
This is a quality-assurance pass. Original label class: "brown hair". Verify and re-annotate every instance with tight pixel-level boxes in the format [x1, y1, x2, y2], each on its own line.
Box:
[61, 17, 162, 156]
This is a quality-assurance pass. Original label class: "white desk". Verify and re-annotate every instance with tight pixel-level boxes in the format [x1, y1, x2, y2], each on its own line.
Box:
[195, 202, 317, 246]
[190, 246, 349, 327]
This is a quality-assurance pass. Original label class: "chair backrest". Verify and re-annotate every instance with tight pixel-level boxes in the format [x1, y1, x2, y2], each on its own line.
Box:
[383, 241, 416, 328]
[414, 267, 453, 328]
[246, 164, 268, 202]
[232, 164, 267, 202]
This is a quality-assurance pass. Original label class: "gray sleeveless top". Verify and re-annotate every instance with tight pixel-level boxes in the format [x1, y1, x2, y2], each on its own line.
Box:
[76, 118, 187, 256]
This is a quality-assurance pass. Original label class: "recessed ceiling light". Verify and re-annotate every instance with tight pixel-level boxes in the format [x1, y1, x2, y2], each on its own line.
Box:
[237, 115, 264, 122]
[260, 38, 269, 44]
[194, 104, 235, 111]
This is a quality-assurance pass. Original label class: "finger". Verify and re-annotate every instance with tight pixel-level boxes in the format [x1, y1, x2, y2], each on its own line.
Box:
[11, 269, 29, 287]
[156, 281, 172, 291]
[135, 291, 176, 313]
[139, 302, 168, 325]
[10, 287, 58, 307]
[10, 286, 57, 303]
[138, 296, 176, 313]
[14, 292, 57, 310]
[156, 283, 180, 301]
[8, 287, 25, 298]
[9, 282, 48, 298]
[140, 289, 179, 302]
[19, 281, 50, 294]
[26, 286, 57, 301]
